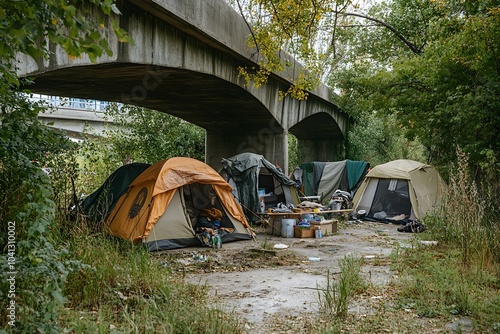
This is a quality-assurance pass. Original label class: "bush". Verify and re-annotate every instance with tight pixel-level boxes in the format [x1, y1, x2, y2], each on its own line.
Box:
[0, 94, 75, 332]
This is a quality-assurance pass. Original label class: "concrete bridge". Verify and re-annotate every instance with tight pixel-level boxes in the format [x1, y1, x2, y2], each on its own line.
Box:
[17, 0, 351, 171]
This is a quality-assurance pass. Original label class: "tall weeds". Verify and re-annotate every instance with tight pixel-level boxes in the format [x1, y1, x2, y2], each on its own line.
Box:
[317, 255, 366, 318]
[427, 149, 500, 268]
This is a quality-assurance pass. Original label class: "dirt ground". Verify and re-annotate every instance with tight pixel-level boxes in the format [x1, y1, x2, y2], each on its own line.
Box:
[154, 219, 437, 333]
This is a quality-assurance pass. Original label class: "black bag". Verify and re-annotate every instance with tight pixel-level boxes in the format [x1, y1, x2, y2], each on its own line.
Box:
[397, 220, 427, 233]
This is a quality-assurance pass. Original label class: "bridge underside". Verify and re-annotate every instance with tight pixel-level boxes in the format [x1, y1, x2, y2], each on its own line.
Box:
[26, 63, 346, 170]
[27, 63, 274, 131]
[289, 112, 346, 163]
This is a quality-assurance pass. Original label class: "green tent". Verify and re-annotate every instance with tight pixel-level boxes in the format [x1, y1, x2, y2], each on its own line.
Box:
[292, 160, 370, 201]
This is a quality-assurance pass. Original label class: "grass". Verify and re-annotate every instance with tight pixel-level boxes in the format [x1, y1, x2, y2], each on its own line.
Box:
[317, 255, 367, 318]
[260, 236, 273, 250]
[425, 151, 500, 269]
[54, 212, 499, 334]
[57, 226, 244, 333]
[312, 240, 499, 333]
[388, 241, 500, 330]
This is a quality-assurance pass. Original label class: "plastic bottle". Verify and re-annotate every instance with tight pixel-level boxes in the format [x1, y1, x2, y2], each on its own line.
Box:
[315, 226, 322, 239]
[216, 235, 222, 249]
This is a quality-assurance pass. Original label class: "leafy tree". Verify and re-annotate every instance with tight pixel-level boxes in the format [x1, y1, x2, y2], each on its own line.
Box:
[230, 0, 499, 178]
[0, 1, 130, 330]
[228, 0, 428, 162]
[287, 132, 302, 170]
[103, 104, 205, 164]
[0, 0, 130, 87]
[331, 0, 500, 175]
[73, 137, 125, 197]
[234, 0, 338, 99]
[347, 112, 426, 166]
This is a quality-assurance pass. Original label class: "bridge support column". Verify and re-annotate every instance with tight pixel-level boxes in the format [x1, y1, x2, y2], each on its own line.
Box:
[299, 139, 345, 163]
[205, 129, 288, 172]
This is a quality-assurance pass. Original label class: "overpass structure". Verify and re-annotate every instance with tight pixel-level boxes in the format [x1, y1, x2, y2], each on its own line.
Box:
[34, 95, 113, 139]
[18, 0, 351, 171]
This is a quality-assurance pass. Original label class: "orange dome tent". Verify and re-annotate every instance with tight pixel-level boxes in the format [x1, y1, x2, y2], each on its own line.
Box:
[106, 157, 254, 250]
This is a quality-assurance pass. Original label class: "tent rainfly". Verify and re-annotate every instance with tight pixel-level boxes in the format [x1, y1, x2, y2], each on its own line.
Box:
[106, 157, 254, 250]
[352, 159, 446, 221]
[81, 162, 151, 224]
[220, 152, 300, 220]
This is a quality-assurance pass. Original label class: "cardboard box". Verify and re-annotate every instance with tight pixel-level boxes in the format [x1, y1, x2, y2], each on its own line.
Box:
[294, 225, 315, 238]
[310, 220, 338, 236]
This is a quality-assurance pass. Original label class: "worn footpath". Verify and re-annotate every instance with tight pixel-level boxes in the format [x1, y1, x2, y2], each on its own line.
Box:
[160, 220, 414, 333]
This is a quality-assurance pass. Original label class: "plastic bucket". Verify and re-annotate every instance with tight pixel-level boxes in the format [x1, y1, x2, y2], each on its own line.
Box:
[281, 219, 295, 238]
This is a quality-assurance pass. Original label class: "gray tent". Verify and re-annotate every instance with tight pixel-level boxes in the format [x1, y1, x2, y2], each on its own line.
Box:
[221, 153, 300, 220]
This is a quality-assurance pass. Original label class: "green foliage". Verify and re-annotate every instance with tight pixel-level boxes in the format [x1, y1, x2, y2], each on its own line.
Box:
[347, 112, 426, 166]
[425, 149, 500, 268]
[0, 0, 131, 87]
[287, 132, 303, 170]
[332, 0, 500, 174]
[0, 1, 132, 330]
[232, 0, 500, 178]
[104, 104, 205, 164]
[232, 0, 334, 99]
[74, 137, 124, 197]
[59, 228, 244, 333]
[0, 91, 77, 331]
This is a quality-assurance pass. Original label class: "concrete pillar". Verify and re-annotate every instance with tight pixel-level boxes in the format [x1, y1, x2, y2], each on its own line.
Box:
[299, 139, 346, 163]
[205, 129, 288, 171]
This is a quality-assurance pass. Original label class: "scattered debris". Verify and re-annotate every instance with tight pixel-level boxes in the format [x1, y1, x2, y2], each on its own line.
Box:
[419, 240, 438, 246]
[192, 253, 207, 262]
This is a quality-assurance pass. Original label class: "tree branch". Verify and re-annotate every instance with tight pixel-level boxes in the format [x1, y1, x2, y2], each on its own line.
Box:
[331, 2, 349, 58]
[334, 11, 422, 55]
[236, 0, 260, 57]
